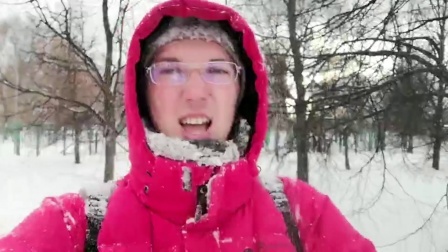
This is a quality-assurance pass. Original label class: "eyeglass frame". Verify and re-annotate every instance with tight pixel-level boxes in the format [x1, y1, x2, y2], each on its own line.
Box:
[145, 61, 243, 86]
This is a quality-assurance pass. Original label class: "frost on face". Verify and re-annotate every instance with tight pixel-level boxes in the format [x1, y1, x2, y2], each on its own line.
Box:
[145, 129, 240, 166]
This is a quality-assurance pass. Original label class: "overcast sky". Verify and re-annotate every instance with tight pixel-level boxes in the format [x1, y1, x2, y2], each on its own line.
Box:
[0, 0, 228, 22]
[0, 0, 232, 49]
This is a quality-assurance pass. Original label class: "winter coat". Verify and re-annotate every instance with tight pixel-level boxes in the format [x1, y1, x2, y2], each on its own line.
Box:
[0, 0, 376, 251]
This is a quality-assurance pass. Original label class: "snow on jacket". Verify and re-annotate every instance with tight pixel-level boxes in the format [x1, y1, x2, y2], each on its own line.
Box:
[0, 0, 376, 251]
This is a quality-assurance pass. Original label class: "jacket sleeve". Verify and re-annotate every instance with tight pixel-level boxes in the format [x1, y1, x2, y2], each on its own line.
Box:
[281, 177, 376, 252]
[0, 193, 87, 252]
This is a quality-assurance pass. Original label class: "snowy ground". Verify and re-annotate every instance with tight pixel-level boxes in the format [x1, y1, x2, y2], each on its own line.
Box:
[0, 137, 447, 252]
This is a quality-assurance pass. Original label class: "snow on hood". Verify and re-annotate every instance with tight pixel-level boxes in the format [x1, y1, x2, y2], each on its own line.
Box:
[124, 0, 269, 168]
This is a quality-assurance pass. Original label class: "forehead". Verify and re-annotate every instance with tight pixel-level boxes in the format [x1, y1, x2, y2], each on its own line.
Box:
[154, 40, 232, 62]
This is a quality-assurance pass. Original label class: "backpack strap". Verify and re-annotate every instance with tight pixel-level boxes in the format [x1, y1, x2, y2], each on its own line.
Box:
[261, 176, 304, 252]
[79, 182, 117, 252]
[79, 179, 303, 252]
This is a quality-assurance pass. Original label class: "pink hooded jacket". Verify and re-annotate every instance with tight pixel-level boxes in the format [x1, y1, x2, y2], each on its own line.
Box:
[0, 0, 376, 251]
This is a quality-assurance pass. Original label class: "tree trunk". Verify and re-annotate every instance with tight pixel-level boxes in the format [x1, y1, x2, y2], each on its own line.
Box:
[102, 0, 117, 182]
[286, 0, 308, 182]
[431, 79, 445, 170]
[367, 130, 373, 151]
[62, 127, 67, 156]
[316, 134, 324, 153]
[103, 103, 116, 182]
[14, 133, 20, 156]
[74, 123, 81, 164]
[88, 128, 93, 155]
[339, 132, 343, 152]
[36, 126, 41, 156]
[274, 123, 280, 159]
[104, 133, 116, 182]
[343, 128, 350, 170]
[432, 135, 441, 170]
[13, 129, 20, 156]
[14, 139, 20, 155]
[104, 133, 116, 181]
[400, 133, 407, 150]
[432, 99, 444, 170]
[295, 101, 308, 182]
[95, 130, 99, 154]
[376, 122, 386, 152]
[406, 135, 413, 153]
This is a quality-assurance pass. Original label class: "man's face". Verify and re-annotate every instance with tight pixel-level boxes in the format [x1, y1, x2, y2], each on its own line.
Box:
[147, 39, 240, 141]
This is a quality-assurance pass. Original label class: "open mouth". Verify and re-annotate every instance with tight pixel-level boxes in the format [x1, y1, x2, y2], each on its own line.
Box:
[179, 116, 212, 140]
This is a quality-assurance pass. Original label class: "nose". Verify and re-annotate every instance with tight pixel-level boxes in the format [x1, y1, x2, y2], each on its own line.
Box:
[182, 71, 209, 108]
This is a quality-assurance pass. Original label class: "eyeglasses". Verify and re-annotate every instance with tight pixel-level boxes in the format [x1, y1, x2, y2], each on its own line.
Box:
[146, 61, 242, 86]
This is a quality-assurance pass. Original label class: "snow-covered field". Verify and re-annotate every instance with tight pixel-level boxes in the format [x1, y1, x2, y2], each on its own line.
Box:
[0, 137, 447, 252]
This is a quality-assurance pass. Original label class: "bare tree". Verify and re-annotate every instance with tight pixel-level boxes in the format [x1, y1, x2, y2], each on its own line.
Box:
[315, 0, 448, 170]
[383, 60, 431, 153]
[239, 0, 325, 181]
[237, 0, 380, 181]
[265, 50, 293, 159]
[0, 15, 50, 154]
[0, 0, 129, 180]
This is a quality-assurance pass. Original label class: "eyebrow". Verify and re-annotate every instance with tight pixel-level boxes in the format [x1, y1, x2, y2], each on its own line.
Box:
[209, 58, 229, 62]
[153, 57, 180, 62]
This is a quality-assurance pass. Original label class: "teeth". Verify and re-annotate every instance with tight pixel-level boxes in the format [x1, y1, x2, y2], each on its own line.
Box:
[181, 117, 210, 125]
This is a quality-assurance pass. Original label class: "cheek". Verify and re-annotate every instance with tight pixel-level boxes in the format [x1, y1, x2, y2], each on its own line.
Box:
[148, 87, 177, 124]
[216, 87, 239, 118]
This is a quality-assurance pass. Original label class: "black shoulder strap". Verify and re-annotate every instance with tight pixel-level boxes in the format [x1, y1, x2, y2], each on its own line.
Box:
[84, 195, 105, 252]
[262, 177, 304, 252]
[80, 182, 116, 252]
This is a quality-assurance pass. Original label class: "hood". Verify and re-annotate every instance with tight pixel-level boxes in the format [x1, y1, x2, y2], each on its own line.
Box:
[124, 0, 268, 168]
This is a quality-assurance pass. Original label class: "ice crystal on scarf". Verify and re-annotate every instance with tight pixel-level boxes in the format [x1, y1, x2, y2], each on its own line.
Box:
[145, 129, 240, 166]
[144, 118, 251, 166]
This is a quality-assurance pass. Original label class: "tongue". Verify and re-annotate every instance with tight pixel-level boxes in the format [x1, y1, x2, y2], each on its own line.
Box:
[181, 124, 210, 140]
